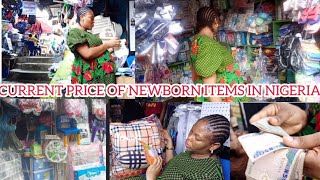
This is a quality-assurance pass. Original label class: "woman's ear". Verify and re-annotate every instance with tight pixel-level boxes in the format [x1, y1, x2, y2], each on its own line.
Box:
[209, 143, 221, 152]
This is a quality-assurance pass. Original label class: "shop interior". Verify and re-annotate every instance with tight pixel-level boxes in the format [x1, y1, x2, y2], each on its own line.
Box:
[2, 0, 134, 85]
[0, 98, 107, 180]
[109, 99, 231, 179]
[135, 0, 320, 102]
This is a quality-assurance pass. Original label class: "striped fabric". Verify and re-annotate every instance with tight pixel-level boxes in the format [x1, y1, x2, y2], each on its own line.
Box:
[110, 115, 164, 178]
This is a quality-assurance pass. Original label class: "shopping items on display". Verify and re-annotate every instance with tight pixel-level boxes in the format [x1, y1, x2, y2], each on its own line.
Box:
[0, 98, 107, 180]
[110, 114, 164, 178]
[136, 0, 197, 84]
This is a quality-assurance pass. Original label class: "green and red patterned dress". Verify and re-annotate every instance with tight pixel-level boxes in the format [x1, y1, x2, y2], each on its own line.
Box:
[302, 104, 320, 135]
[67, 28, 115, 84]
[190, 35, 248, 102]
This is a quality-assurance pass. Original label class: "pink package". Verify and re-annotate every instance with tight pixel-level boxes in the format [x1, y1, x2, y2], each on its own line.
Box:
[18, 99, 42, 116]
[92, 99, 106, 120]
[68, 143, 103, 180]
[63, 99, 85, 117]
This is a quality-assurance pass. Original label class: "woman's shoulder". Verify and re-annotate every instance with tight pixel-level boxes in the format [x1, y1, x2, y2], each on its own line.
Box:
[194, 35, 223, 47]
[68, 28, 87, 37]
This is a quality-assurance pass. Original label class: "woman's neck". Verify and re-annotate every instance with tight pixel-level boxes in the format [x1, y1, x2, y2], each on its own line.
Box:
[198, 27, 214, 39]
[191, 153, 215, 159]
[76, 24, 86, 31]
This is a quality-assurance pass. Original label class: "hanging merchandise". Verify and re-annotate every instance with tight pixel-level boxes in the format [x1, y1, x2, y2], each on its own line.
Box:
[92, 99, 107, 121]
[64, 0, 94, 7]
[0, 98, 107, 180]
[63, 99, 86, 119]
[18, 99, 42, 116]
[296, 33, 320, 102]
[135, 1, 199, 84]
[166, 103, 231, 155]
[236, 3, 254, 32]
[247, 13, 273, 34]
[233, 47, 250, 73]
[135, 0, 155, 6]
[44, 139, 68, 163]
[173, 104, 202, 154]
[224, 10, 238, 32]
[40, 99, 56, 112]
[253, 48, 274, 84]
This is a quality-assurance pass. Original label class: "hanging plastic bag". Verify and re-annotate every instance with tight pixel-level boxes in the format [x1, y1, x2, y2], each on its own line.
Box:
[18, 99, 42, 116]
[92, 99, 106, 121]
[63, 99, 85, 118]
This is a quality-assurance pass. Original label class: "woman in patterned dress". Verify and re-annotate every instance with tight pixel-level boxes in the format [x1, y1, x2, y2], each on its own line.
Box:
[67, 7, 121, 84]
[191, 7, 247, 102]
[128, 114, 230, 180]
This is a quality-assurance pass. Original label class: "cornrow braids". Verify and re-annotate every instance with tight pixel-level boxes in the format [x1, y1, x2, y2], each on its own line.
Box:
[199, 114, 230, 155]
[76, 7, 93, 24]
[196, 7, 219, 33]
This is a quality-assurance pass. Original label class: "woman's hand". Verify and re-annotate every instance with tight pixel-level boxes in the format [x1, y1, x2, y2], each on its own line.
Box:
[103, 39, 121, 48]
[160, 129, 172, 143]
[230, 128, 248, 179]
[160, 129, 174, 162]
[108, 48, 114, 53]
[146, 156, 162, 180]
[249, 103, 308, 135]
[283, 133, 320, 179]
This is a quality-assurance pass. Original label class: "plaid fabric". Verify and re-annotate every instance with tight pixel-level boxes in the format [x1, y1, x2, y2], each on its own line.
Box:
[110, 114, 165, 178]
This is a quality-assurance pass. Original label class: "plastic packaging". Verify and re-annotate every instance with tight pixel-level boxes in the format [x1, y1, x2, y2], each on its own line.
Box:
[140, 141, 157, 165]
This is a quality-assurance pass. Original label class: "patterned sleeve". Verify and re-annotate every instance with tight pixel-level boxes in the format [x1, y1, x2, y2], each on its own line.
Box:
[301, 103, 320, 135]
[192, 36, 223, 78]
[67, 28, 88, 53]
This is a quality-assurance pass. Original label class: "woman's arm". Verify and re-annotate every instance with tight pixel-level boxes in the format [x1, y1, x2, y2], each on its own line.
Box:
[165, 139, 174, 163]
[76, 39, 120, 59]
[160, 129, 174, 163]
[202, 75, 222, 102]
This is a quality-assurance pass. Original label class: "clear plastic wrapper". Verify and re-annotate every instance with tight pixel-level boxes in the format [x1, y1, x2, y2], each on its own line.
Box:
[18, 99, 42, 116]
[135, 12, 148, 26]
[135, 0, 155, 6]
[148, 19, 169, 40]
[92, 99, 107, 121]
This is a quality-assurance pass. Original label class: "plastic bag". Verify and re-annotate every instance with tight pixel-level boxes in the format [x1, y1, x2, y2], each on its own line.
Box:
[63, 99, 85, 118]
[18, 99, 42, 116]
[92, 99, 106, 121]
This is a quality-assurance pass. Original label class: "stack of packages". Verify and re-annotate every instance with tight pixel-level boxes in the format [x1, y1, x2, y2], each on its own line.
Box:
[239, 118, 306, 180]
[68, 143, 105, 180]
[0, 151, 24, 180]
[91, 16, 116, 40]
[21, 157, 54, 180]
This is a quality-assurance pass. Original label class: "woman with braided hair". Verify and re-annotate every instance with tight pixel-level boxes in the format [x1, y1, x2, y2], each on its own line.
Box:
[191, 7, 247, 102]
[67, 7, 121, 84]
[127, 114, 230, 180]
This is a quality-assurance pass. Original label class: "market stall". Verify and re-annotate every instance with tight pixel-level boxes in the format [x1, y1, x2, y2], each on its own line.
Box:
[2, 0, 135, 87]
[0, 98, 107, 180]
[135, 0, 320, 102]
